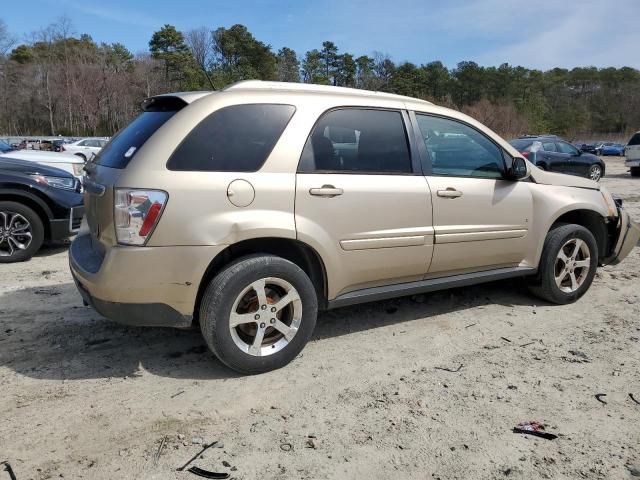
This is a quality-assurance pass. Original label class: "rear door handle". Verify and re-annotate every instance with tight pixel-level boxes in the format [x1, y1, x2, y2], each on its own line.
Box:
[309, 185, 343, 197]
[437, 188, 463, 198]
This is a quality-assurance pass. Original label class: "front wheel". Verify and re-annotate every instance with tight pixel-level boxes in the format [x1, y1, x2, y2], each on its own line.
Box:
[588, 164, 603, 181]
[527, 224, 598, 304]
[0, 201, 45, 263]
[200, 255, 318, 374]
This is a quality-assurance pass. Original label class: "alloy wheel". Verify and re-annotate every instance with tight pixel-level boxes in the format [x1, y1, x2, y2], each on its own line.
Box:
[0, 211, 33, 257]
[589, 165, 602, 181]
[554, 238, 591, 293]
[229, 277, 302, 357]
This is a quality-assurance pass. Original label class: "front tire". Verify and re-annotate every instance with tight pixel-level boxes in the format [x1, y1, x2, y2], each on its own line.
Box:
[0, 201, 45, 263]
[200, 255, 318, 374]
[527, 224, 598, 304]
[631, 167, 640, 177]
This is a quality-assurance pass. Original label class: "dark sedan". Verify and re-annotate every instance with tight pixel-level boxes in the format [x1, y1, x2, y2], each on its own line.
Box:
[0, 156, 84, 262]
[509, 136, 605, 181]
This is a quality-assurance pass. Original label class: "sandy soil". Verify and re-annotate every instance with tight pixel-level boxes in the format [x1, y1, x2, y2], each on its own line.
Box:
[1, 157, 639, 480]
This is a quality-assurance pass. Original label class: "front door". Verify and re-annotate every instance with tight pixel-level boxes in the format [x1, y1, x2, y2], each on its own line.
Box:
[295, 107, 433, 299]
[412, 113, 533, 274]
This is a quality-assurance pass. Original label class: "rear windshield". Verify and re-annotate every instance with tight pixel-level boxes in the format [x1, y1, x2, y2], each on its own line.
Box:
[95, 100, 183, 168]
[628, 133, 640, 146]
[508, 139, 533, 151]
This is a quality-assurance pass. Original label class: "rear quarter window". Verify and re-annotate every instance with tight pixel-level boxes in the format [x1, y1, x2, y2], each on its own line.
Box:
[167, 104, 296, 172]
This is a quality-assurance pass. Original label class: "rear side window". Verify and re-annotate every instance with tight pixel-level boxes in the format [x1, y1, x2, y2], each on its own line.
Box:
[96, 110, 179, 168]
[167, 104, 295, 172]
[298, 108, 412, 174]
[628, 133, 640, 146]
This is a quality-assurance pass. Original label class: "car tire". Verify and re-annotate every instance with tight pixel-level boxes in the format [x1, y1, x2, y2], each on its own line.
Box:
[74, 153, 86, 161]
[588, 163, 603, 181]
[0, 201, 45, 263]
[527, 224, 598, 305]
[631, 167, 640, 177]
[199, 254, 318, 374]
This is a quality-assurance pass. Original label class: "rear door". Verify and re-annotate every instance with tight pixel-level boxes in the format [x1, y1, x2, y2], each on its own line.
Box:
[295, 107, 433, 298]
[412, 112, 533, 274]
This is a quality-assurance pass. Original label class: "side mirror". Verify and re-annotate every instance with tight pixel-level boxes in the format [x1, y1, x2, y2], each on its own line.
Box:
[506, 156, 530, 180]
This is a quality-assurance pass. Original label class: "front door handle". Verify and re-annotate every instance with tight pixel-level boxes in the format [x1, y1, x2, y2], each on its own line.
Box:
[437, 188, 463, 198]
[309, 185, 343, 197]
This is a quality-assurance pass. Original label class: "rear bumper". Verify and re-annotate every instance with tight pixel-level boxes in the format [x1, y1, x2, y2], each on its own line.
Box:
[69, 233, 226, 327]
[625, 159, 640, 167]
[602, 208, 640, 265]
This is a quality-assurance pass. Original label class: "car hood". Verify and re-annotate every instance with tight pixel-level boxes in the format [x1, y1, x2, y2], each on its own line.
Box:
[0, 156, 75, 178]
[529, 164, 599, 190]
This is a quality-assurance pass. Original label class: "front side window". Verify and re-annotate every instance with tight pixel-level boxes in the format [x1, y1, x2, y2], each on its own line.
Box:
[298, 108, 412, 174]
[556, 141, 579, 155]
[415, 114, 504, 178]
[168, 104, 295, 172]
[628, 133, 640, 146]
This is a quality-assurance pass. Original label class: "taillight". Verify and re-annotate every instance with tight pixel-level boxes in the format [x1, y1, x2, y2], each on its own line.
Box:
[520, 151, 530, 158]
[114, 189, 168, 245]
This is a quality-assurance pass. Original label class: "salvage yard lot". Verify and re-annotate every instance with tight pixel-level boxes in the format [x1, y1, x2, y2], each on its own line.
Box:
[1, 157, 639, 480]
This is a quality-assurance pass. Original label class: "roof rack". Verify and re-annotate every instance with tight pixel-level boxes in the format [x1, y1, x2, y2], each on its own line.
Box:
[224, 80, 433, 105]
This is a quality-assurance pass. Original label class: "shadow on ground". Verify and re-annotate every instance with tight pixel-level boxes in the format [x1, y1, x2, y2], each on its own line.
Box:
[0, 279, 551, 382]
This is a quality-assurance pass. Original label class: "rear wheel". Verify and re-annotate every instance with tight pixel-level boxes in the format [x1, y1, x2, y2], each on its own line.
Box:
[588, 163, 603, 181]
[527, 224, 598, 304]
[200, 254, 318, 374]
[0, 201, 44, 263]
[631, 167, 640, 177]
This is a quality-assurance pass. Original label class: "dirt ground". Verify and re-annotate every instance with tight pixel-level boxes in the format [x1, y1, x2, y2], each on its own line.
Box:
[1, 157, 639, 480]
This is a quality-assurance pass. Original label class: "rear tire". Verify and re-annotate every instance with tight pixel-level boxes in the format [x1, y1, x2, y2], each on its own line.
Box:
[631, 167, 640, 177]
[200, 254, 318, 374]
[527, 224, 598, 304]
[0, 201, 44, 263]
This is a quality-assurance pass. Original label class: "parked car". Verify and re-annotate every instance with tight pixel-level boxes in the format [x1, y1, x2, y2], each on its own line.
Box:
[69, 81, 640, 374]
[2, 150, 85, 181]
[61, 138, 108, 161]
[578, 142, 605, 154]
[625, 131, 640, 177]
[0, 139, 12, 153]
[0, 156, 83, 262]
[597, 142, 625, 156]
[509, 136, 606, 181]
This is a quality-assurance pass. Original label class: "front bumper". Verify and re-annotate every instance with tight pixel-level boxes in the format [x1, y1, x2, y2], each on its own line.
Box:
[69, 233, 226, 328]
[602, 208, 640, 265]
[49, 205, 84, 241]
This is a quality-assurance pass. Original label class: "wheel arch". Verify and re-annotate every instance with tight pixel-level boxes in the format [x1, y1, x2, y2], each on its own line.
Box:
[549, 208, 609, 259]
[193, 237, 328, 322]
[0, 192, 52, 240]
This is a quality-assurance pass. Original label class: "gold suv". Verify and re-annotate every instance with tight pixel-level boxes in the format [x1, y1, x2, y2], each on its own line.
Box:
[69, 81, 640, 373]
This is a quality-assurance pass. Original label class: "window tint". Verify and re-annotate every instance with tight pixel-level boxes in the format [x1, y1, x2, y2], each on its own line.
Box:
[508, 139, 533, 151]
[556, 141, 578, 155]
[78, 140, 88, 146]
[542, 142, 557, 152]
[415, 115, 504, 178]
[168, 104, 295, 172]
[298, 108, 412, 174]
[628, 133, 640, 146]
[96, 110, 179, 169]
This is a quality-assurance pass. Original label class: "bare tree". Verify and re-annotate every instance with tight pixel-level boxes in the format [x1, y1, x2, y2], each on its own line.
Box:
[185, 27, 214, 89]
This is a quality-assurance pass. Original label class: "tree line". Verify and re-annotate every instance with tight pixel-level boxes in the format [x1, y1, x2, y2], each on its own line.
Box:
[1, 17, 639, 139]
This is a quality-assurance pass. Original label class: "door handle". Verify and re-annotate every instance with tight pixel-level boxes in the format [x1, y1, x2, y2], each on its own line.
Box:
[309, 185, 343, 197]
[437, 188, 463, 198]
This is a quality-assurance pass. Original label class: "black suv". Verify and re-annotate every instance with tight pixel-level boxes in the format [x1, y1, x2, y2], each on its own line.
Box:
[509, 135, 605, 181]
[0, 157, 84, 262]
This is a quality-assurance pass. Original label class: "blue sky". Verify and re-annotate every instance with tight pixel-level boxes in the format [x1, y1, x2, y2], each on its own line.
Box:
[2, 0, 639, 69]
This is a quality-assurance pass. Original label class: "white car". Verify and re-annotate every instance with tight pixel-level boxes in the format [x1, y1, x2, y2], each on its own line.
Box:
[61, 138, 108, 161]
[625, 131, 640, 177]
[1, 150, 85, 180]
